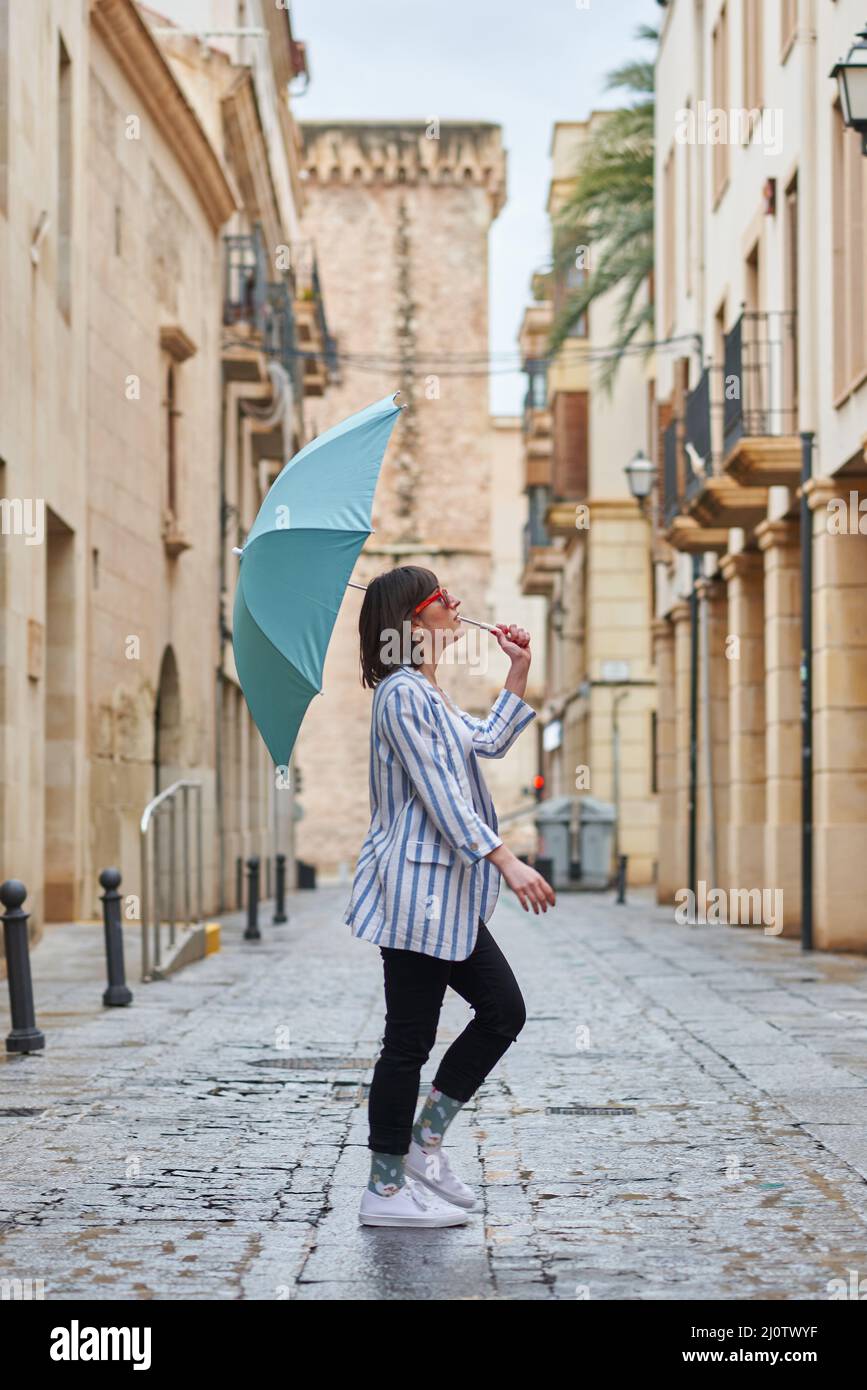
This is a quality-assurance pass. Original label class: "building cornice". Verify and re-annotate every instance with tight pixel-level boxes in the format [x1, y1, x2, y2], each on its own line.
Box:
[91, 0, 237, 231]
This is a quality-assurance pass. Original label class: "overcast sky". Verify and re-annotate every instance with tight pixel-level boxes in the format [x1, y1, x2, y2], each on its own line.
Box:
[291, 0, 655, 414]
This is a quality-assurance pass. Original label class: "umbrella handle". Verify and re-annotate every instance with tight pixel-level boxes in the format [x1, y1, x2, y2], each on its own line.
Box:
[346, 580, 499, 633]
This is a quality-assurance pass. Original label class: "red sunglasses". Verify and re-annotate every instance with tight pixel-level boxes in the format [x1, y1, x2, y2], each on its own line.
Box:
[412, 586, 457, 615]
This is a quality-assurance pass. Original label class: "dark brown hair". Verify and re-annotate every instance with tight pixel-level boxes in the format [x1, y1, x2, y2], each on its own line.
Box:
[358, 565, 438, 689]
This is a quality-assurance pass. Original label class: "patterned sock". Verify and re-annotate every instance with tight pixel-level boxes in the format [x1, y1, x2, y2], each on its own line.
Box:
[412, 1086, 464, 1150]
[368, 1152, 406, 1198]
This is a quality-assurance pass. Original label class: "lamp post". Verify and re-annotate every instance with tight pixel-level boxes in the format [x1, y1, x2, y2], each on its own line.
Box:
[831, 26, 867, 154]
[624, 449, 655, 510]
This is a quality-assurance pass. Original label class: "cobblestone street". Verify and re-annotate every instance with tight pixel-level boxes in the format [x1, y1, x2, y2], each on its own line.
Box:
[2, 885, 867, 1301]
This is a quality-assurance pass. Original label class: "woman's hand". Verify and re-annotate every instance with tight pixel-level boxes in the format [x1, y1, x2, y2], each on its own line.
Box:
[493, 623, 531, 666]
[494, 623, 531, 700]
[486, 846, 556, 914]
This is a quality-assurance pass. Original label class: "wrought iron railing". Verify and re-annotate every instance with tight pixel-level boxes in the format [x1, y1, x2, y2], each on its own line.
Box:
[684, 369, 712, 503]
[264, 280, 303, 404]
[523, 485, 551, 564]
[663, 418, 682, 527]
[723, 309, 798, 454]
[223, 223, 305, 399]
[289, 241, 335, 383]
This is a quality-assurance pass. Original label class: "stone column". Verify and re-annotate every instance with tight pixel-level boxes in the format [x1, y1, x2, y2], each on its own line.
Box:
[671, 602, 692, 900]
[653, 618, 677, 902]
[807, 477, 867, 951]
[720, 552, 766, 898]
[695, 577, 730, 892]
[756, 518, 801, 936]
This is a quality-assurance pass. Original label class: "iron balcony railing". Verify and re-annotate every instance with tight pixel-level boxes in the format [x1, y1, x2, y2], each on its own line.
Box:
[663, 417, 682, 528]
[223, 223, 305, 399]
[723, 309, 798, 455]
[290, 240, 337, 382]
[264, 280, 303, 404]
[140, 779, 204, 982]
[523, 485, 551, 564]
[683, 368, 713, 504]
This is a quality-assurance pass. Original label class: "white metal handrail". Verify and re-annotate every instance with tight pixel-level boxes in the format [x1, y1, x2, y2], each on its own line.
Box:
[140, 779, 204, 981]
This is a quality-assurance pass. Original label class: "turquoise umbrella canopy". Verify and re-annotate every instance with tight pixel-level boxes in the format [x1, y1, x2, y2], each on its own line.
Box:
[232, 391, 403, 767]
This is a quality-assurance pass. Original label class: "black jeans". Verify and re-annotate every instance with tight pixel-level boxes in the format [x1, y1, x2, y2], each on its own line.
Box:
[368, 918, 527, 1155]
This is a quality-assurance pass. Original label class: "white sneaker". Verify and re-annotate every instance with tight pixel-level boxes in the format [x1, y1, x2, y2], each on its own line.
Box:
[359, 1174, 469, 1228]
[405, 1140, 476, 1210]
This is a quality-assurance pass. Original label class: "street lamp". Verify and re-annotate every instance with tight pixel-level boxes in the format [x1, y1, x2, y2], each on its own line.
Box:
[831, 26, 867, 154]
[624, 449, 655, 506]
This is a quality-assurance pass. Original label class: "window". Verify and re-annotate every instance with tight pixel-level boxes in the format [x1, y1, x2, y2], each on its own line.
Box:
[832, 104, 867, 400]
[742, 0, 763, 116]
[663, 147, 676, 336]
[784, 174, 799, 421]
[158, 326, 196, 551]
[57, 34, 72, 316]
[165, 363, 179, 520]
[712, 5, 729, 203]
[0, 1, 9, 215]
[525, 360, 548, 409]
[564, 263, 588, 337]
[780, 0, 797, 62]
[684, 99, 693, 298]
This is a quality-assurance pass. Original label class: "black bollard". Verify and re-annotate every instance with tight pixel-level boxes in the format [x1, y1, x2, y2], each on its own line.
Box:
[235, 855, 243, 910]
[616, 854, 628, 904]
[273, 853, 288, 925]
[0, 881, 45, 1054]
[244, 856, 261, 940]
[99, 868, 133, 1007]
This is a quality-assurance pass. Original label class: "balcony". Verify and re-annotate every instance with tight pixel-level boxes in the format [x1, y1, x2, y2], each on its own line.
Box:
[222, 225, 327, 401]
[663, 416, 683, 528]
[723, 310, 800, 488]
[521, 485, 560, 596]
[662, 371, 763, 548]
[264, 280, 303, 406]
[522, 362, 552, 489]
[287, 241, 335, 397]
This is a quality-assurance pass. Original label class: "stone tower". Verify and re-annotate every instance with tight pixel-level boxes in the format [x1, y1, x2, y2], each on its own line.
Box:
[296, 121, 507, 878]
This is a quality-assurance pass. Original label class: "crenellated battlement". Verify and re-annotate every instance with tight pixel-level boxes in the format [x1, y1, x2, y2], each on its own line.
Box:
[300, 121, 506, 219]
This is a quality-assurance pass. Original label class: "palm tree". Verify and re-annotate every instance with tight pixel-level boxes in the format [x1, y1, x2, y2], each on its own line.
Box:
[548, 24, 657, 388]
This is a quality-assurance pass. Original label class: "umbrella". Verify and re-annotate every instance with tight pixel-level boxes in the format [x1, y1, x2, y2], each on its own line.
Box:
[232, 391, 404, 767]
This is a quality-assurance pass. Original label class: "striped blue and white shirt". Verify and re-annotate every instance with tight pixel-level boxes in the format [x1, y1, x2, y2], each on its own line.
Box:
[343, 664, 536, 960]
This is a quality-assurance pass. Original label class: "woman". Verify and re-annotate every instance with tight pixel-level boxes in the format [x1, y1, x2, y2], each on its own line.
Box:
[344, 565, 555, 1228]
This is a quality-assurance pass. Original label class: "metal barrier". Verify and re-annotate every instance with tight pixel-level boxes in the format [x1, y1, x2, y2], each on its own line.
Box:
[140, 780, 204, 981]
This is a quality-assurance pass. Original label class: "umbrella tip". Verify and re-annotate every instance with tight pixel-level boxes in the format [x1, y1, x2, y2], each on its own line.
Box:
[232, 546, 244, 556]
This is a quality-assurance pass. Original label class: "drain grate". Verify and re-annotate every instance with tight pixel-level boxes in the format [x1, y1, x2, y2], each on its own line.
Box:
[250, 1056, 376, 1071]
[0, 1107, 45, 1118]
[546, 1103, 637, 1117]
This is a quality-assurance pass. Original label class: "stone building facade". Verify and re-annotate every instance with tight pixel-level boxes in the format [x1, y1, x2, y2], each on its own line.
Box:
[0, 0, 321, 952]
[653, 0, 867, 950]
[294, 122, 537, 879]
[519, 120, 658, 887]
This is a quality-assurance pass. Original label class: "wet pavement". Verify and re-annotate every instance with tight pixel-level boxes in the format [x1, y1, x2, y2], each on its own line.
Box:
[2, 883, 867, 1300]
